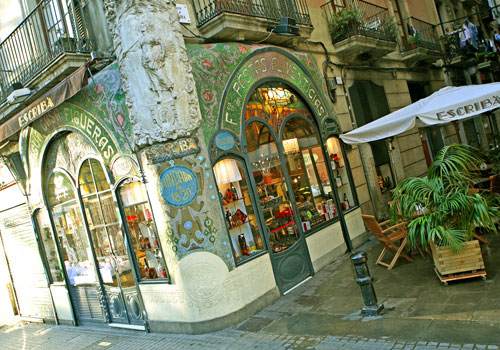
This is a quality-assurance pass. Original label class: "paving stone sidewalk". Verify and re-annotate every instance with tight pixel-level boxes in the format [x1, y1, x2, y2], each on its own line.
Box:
[1, 234, 499, 349]
[0, 322, 498, 350]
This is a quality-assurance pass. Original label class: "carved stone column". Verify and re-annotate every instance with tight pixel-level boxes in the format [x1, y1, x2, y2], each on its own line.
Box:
[103, 0, 201, 148]
[103, 1, 234, 286]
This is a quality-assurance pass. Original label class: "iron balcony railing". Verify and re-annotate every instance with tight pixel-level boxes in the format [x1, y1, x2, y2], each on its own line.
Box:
[0, 0, 92, 101]
[321, 0, 396, 44]
[402, 17, 441, 52]
[192, 0, 312, 28]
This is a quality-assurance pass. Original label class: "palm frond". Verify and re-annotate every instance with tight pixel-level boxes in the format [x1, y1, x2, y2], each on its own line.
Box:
[391, 143, 496, 252]
[428, 144, 485, 182]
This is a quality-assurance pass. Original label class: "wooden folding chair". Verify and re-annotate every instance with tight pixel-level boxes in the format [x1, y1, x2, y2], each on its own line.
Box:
[362, 214, 414, 270]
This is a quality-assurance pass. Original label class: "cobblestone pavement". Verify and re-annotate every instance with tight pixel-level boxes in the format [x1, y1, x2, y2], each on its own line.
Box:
[0, 322, 499, 350]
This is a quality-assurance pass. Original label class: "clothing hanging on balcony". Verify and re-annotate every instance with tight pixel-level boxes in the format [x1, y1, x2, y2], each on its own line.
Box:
[494, 33, 500, 53]
[407, 23, 417, 37]
[460, 23, 471, 47]
[466, 20, 479, 50]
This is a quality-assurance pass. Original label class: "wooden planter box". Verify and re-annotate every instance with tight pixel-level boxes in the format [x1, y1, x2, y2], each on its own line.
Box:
[431, 239, 486, 285]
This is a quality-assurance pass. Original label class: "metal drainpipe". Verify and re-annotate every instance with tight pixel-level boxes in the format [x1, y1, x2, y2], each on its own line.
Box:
[339, 66, 377, 215]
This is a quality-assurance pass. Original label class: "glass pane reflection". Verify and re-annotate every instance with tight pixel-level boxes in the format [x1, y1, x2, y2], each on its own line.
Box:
[283, 117, 337, 231]
[213, 158, 264, 262]
[120, 181, 168, 280]
[246, 121, 299, 253]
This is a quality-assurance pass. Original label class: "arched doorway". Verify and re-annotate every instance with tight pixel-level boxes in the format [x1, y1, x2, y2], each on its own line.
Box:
[213, 82, 350, 293]
[42, 131, 165, 327]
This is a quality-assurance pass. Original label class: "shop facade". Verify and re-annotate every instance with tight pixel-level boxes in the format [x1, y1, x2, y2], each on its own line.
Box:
[187, 43, 366, 294]
[0, 45, 366, 333]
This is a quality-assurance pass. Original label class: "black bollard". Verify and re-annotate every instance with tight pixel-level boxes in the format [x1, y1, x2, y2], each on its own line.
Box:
[351, 251, 384, 316]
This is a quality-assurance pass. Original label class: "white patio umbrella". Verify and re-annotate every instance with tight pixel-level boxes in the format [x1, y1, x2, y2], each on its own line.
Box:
[340, 82, 500, 144]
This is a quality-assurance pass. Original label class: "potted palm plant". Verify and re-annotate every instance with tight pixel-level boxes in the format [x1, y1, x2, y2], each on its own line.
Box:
[390, 144, 498, 285]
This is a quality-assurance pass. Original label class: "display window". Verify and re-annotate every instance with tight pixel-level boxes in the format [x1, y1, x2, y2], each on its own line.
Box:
[325, 137, 356, 211]
[212, 81, 357, 263]
[245, 121, 300, 253]
[48, 171, 97, 286]
[213, 158, 265, 261]
[282, 117, 338, 231]
[79, 159, 133, 287]
[35, 208, 64, 283]
[119, 180, 169, 281]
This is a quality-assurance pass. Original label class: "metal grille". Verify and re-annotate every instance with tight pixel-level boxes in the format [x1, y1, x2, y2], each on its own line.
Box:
[192, 0, 311, 27]
[321, 0, 395, 44]
[71, 285, 105, 321]
[0, 0, 92, 101]
[402, 17, 442, 52]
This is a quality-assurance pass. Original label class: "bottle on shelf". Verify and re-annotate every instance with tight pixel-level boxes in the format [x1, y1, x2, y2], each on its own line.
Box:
[335, 169, 343, 187]
[238, 234, 250, 256]
[230, 183, 238, 200]
[343, 193, 350, 209]
[225, 210, 233, 228]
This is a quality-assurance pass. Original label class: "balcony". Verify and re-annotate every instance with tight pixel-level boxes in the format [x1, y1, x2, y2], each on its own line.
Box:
[400, 17, 443, 66]
[0, 0, 92, 104]
[322, 0, 397, 62]
[439, 17, 483, 70]
[191, 0, 313, 43]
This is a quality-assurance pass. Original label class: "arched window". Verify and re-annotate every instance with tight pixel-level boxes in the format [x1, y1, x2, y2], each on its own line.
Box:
[325, 137, 356, 211]
[246, 121, 300, 253]
[118, 180, 169, 280]
[282, 117, 338, 230]
[78, 159, 141, 287]
[34, 208, 64, 283]
[47, 171, 97, 286]
[213, 157, 265, 262]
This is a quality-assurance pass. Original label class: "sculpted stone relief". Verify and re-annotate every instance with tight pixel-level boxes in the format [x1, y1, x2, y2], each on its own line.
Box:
[104, 0, 201, 147]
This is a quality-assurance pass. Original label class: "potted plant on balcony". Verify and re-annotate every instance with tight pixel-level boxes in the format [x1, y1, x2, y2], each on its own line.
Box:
[328, 6, 364, 44]
[407, 32, 422, 49]
[477, 51, 497, 65]
[381, 17, 399, 42]
[390, 144, 499, 285]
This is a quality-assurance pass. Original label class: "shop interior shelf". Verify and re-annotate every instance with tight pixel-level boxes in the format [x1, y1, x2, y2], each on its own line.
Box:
[257, 179, 282, 188]
[270, 221, 293, 233]
[228, 220, 249, 230]
[223, 197, 245, 207]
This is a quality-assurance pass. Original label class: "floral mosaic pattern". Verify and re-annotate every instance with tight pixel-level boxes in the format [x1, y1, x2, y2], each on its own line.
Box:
[186, 43, 339, 151]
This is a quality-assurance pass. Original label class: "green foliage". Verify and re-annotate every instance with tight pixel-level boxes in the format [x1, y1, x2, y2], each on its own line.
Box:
[381, 17, 399, 41]
[329, 6, 364, 43]
[477, 51, 497, 61]
[407, 32, 422, 43]
[390, 144, 499, 253]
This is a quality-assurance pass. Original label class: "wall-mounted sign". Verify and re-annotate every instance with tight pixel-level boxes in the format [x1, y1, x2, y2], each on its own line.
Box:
[176, 4, 191, 24]
[145, 137, 200, 164]
[159, 166, 198, 207]
[214, 132, 235, 151]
